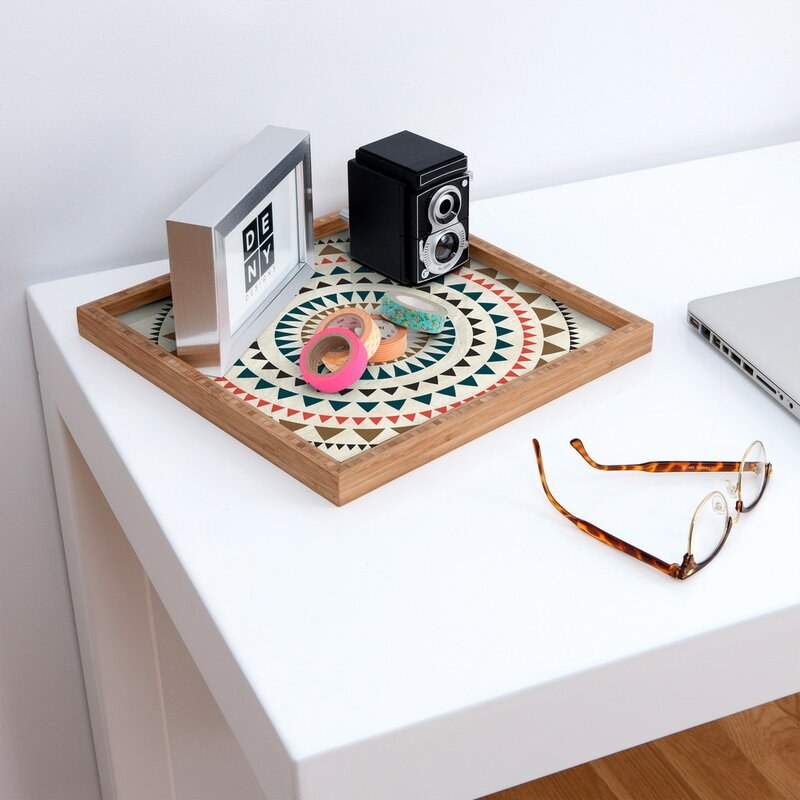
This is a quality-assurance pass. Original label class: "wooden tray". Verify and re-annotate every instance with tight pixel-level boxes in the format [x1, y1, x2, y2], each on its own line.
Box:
[77, 212, 653, 505]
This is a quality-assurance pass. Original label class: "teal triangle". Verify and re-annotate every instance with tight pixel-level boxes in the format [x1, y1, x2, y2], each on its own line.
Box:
[329, 399, 349, 411]
[280, 310, 308, 323]
[437, 385, 458, 397]
[385, 399, 406, 411]
[356, 401, 379, 412]
[495, 326, 515, 338]
[476, 364, 496, 375]
[458, 375, 480, 388]
[302, 395, 325, 407]
[489, 314, 508, 324]
[277, 388, 297, 400]
[377, 367, 394, 380]
[495, 340, 514, 350]
[415, 393, 432, 406]
[488, 351, 507, 362]
[255, 379, 272, 390]
[237, 367, 258, 379]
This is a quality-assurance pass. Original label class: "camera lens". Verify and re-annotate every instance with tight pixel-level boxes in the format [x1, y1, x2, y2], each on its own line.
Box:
[434, 232, 459, 263]
[429, 185, 462, 227]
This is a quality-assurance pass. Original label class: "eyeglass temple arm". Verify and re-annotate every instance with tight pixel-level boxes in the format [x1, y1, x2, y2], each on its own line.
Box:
[532, 440, 681, 579]
[570, 438, 744, 474]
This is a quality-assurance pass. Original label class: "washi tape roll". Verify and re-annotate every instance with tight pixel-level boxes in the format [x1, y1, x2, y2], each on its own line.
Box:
[316, 306, 381, 359]
[378, 291, 449, 334]
[299, 328, 368, 393]
[368, 315, 408, 363]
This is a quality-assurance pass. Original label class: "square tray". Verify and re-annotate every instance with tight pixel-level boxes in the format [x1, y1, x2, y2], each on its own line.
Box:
[77, 212, 653, 505]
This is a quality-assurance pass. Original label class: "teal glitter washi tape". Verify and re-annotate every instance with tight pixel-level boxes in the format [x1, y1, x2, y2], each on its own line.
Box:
[378, 291, 448, 334]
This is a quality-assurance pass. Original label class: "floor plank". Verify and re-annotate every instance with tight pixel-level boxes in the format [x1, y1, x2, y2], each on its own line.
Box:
[481, 763, 617, 800]
[481, 693, 800, 800]
[722, 701, 800, 799]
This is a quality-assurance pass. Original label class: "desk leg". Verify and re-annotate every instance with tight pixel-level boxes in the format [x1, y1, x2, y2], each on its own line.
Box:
[41, 397, 175, 800]
[41, 395, 267, 800]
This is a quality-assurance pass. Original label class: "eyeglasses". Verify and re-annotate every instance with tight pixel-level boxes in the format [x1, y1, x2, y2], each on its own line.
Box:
[531, 438, 772, 579]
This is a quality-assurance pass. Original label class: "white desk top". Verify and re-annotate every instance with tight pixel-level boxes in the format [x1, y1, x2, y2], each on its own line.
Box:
[29, 142, 800, 800]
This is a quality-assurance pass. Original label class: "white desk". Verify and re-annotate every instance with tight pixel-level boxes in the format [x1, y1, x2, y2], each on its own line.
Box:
[28, 143, 800, 800]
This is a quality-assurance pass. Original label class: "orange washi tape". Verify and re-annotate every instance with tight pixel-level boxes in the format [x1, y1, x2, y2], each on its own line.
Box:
[368, 315, 407, 363]
[316, 306, 381, 371]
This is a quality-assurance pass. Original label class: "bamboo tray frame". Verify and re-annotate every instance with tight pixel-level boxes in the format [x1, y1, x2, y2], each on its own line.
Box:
[77, 212, 653, 505]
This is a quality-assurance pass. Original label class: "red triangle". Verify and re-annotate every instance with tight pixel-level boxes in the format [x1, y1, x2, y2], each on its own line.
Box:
[369, 417, 383, 425]
[387, 415, 400, 424]
[336, 416, 349, 424]
[420, 410, 433, 419]
[403, 413, 416, 421]
[318, 414, 331, 423]
[302, 412, 314, 421]
[285, 408, 299, 417]
[321, 257, 332, 264]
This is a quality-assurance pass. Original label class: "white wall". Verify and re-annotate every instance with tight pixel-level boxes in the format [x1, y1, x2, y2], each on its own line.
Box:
[2, 1, 799, 797]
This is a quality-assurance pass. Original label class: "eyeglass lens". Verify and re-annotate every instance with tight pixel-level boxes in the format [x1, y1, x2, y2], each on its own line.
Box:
[739, 440, 767, 510]
[689, 491, 730, 562]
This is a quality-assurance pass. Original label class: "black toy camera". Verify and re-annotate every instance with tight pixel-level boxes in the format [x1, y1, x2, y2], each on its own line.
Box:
[347, 130, 470, 285]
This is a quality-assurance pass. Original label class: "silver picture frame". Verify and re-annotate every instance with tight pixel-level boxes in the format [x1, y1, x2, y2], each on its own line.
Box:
[167, 125, 314, 376]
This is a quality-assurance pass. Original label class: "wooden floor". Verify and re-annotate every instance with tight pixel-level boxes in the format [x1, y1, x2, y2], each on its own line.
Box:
[481, 693, 800, 800]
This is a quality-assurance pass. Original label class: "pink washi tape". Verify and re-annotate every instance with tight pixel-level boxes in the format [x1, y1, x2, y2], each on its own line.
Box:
[299, 328, 368, 393]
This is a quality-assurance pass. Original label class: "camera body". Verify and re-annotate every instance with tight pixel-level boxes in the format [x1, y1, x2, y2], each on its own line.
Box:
[347, 131, 470, 285]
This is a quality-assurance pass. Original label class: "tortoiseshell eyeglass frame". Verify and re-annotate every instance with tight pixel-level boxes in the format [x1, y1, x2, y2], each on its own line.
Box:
[531, 438, 772, 580]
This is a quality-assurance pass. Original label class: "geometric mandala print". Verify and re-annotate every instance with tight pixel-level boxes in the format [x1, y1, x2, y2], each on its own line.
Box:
[117, 233, 610, 462]
[117, 298, 177, 353]
[215, 232, 611, 461]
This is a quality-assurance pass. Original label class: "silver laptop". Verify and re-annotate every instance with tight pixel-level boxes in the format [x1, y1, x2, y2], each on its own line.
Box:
[687, 277, 800, 422]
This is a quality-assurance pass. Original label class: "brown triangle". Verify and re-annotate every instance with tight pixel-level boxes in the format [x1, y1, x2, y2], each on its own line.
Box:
[541, 323, 566, 338]
[314, 426, 343, 442]
[280, 420, 307, 433]
[517, 291, 542, 305]
[354, 428, 383, 443]
[534, 307, 558, 320]
[319, 244, 345, 255]
[541, 341, 566, 355]
[494, 275, 521, 290]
